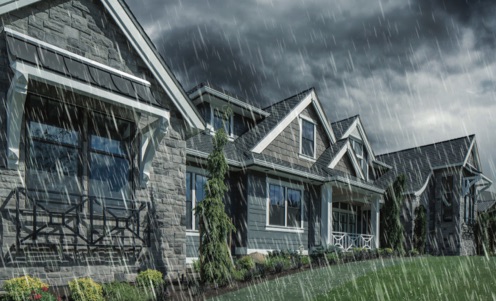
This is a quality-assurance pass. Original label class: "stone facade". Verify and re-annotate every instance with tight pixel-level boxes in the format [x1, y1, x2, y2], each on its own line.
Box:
[0, 0, 189, 286]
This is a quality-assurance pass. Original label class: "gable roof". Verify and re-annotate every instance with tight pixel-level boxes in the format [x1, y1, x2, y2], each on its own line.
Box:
[376, 135, 476, 195]
[0, 0, 205, 130]
[331, 115, 359, 140]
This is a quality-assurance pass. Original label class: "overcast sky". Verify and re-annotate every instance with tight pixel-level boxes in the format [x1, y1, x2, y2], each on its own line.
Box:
[127, 0, 496, 185]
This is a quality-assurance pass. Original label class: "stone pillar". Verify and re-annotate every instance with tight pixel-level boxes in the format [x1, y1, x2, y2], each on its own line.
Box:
[371, 198, 381, 249]
[320, 183, 332, 246]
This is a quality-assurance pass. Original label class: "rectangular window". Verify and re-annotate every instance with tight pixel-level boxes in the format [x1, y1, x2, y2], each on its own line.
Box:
[185, 171, 207, 231]
[212, 108, 232, 136]
[442, 176, 454, 222]
[268, 181, 303, 228]
[332, 203, 358, 233]
[25, 95, 136, 211]
[301, 119, 315, 158]
[351, 139, 368, 179]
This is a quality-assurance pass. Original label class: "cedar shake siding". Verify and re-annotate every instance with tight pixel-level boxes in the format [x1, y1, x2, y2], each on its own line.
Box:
[334, 154, 357, 177]
[262, 105, 330, 169]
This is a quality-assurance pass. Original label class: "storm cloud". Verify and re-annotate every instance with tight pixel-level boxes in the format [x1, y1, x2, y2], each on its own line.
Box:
[127, 0, 496, 183]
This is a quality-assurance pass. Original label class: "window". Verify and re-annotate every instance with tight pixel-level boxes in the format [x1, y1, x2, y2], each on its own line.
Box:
[186, 171, 208, 231]
[25, 95, 135, 209]
[351, 139, 368, 179]
[332, 203, 358, 233]
[464, 183, 475, 224]
[300, 118, 315, 158]
[268, 181, 303, 228]
[211, 108, 232, 136]
[441, 176, 454, 222]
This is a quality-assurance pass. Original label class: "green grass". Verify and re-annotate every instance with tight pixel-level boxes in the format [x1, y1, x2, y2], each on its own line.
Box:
[210, 258, 405, 301]
[315, 256, 496, 301]
[210, 257, 496, 301]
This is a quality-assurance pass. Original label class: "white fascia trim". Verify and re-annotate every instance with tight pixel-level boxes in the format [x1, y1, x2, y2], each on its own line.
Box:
[251, 158, 325, 181]
[372, 160, 392, 169]
[251, 91, 314, 153]
[190, 86, 269, 118]
[462, 138, 476, 167]
[0, 0, 41, 15]
[186, 231, 200, 237]
[462, 138, 483, 171]
[14, 62, 169, 119]
[341, 118, 376, 161]
[5, 27, 150, 85]
[299, 115, 317, 160]
[310, 97, 336, 143]
[339, 118, 359, 140]
[328, 141, 365, 180]
[101, 0, 205, 130]
[328, 143, 349, 169]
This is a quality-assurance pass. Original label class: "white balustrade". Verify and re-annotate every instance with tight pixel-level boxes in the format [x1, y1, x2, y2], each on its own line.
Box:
[331, 232, 374, 251]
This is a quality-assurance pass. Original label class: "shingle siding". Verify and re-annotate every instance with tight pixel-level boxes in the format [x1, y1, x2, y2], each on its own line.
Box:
[262, 105, 329, 169]
[334, 154, 356, 176]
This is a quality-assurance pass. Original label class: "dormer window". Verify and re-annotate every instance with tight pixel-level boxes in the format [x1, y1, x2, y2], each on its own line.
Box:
[300, 118, 316, 159]
[351, 139, 368, 179]
[211, 108, 233, 136]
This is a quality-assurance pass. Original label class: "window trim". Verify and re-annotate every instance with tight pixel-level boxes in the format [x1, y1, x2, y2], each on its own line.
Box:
[265, 177, 304, 232]
[209, 106, 234, 138]
[186, 167, 209, 233]
[350, 138, 368, 180]
[299, 115, 317, 161]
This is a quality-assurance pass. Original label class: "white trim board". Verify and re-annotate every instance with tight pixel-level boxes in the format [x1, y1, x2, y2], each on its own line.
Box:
[328, 140, 365, 180]
[0, 0, 205, 130]
[251, 89, 336, 153]
[340, 117, 376, 161]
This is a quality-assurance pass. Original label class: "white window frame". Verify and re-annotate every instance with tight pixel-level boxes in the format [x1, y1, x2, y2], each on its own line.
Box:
[265, 177, 304, 233]
[209, 106, 234, 138]
[351, 138, 368, 180]
[186, 167, 208, 234]
[299, 115, 317, 161]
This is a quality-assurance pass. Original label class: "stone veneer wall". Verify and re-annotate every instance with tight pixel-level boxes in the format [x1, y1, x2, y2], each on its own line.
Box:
[0, 0, 188, 286]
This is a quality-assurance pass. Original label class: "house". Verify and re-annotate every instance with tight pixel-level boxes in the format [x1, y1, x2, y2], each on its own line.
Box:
[184, 83, 392, 262]
[0, 0, 205, 285]
[376, 136, 492, 255]
[477, 191, 496, 215]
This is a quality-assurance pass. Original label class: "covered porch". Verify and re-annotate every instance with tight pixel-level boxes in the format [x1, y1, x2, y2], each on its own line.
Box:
[320, 181, 384, 251]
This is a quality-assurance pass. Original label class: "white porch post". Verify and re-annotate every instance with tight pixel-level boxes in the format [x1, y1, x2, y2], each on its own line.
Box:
[6, 69, 29, 169]
[371, 198, 381, 249]
[320, 183, 333, 246]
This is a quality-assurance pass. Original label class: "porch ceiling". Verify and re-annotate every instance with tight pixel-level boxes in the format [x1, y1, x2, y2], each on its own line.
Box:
[332, 182, 382, 204]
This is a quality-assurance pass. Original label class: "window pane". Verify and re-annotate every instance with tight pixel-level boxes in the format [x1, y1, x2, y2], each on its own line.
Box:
[302, 138, 314, 157]
[269, 184, 285, 226]
[287, 188, 301, 227]
[333, 212, 339, 232]
[186, 172, 193, 230]
[195, 174, 207, 230]
[89, 114, 131, 156]
[213, 110, 231, 135]
[353, 140, 363, 157]
[26, 97, 81, 205]
[89, 153, 131, 199]
[302, 120, 314, 140]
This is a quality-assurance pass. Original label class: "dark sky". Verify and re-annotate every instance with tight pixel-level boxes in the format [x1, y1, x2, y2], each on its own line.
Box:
[127, 0, 496, 185]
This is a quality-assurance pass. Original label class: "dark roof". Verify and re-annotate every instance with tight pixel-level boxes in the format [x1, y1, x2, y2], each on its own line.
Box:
[478, 191, 496, 212]
[6, 28, 160, 108]
[376, 135, 475, 193]
[331, 115, 358, 139]
[234, 88, 313, 152]
[315, 139, 348, 169]
[186, 133, 246, 163]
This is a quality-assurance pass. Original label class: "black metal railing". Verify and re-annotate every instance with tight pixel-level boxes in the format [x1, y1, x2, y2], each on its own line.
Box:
[9, 187, 151, 250]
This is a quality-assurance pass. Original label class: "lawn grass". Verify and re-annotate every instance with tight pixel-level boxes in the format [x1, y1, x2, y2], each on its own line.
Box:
[315, 256, 496, 301]
[209, 258, 406, 301]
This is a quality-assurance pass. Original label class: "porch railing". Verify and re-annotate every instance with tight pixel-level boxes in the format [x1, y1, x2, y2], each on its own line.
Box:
[332, 231, 374, 251]
[5, 187, 151, 251]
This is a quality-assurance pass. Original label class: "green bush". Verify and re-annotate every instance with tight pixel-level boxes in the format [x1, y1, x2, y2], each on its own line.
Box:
[409, 249, 420, 257]
[266, 257, 291, 273]
[236, 256, 255, 271]
[3, 276, 50, 301]
[103, 282, 150, 301]
[192, 260, 201, 273]
[136, 269, 164, 290]
[300, 256, 311, 266]
[232, 269, 246, 282]
[326, 253, 339, 264]
[68, 278, 104, 301]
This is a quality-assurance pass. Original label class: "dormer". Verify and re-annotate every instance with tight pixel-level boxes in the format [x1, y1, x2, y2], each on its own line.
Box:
[188, 83, 269, 139]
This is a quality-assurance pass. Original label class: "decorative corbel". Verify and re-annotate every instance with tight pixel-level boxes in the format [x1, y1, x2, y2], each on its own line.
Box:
[140, 117, 170, 188]
[6, 69, 29, 169]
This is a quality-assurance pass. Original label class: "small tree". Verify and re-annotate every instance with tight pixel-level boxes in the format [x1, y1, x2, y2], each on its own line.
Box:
[380, 174, 406, 252]
[195, 128, 235, 285]
[413, 205, 427, 254]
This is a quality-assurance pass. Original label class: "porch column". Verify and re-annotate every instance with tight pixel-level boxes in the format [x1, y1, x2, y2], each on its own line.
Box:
[320, 183, 332, 246]
[371, 198, 380, 249]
